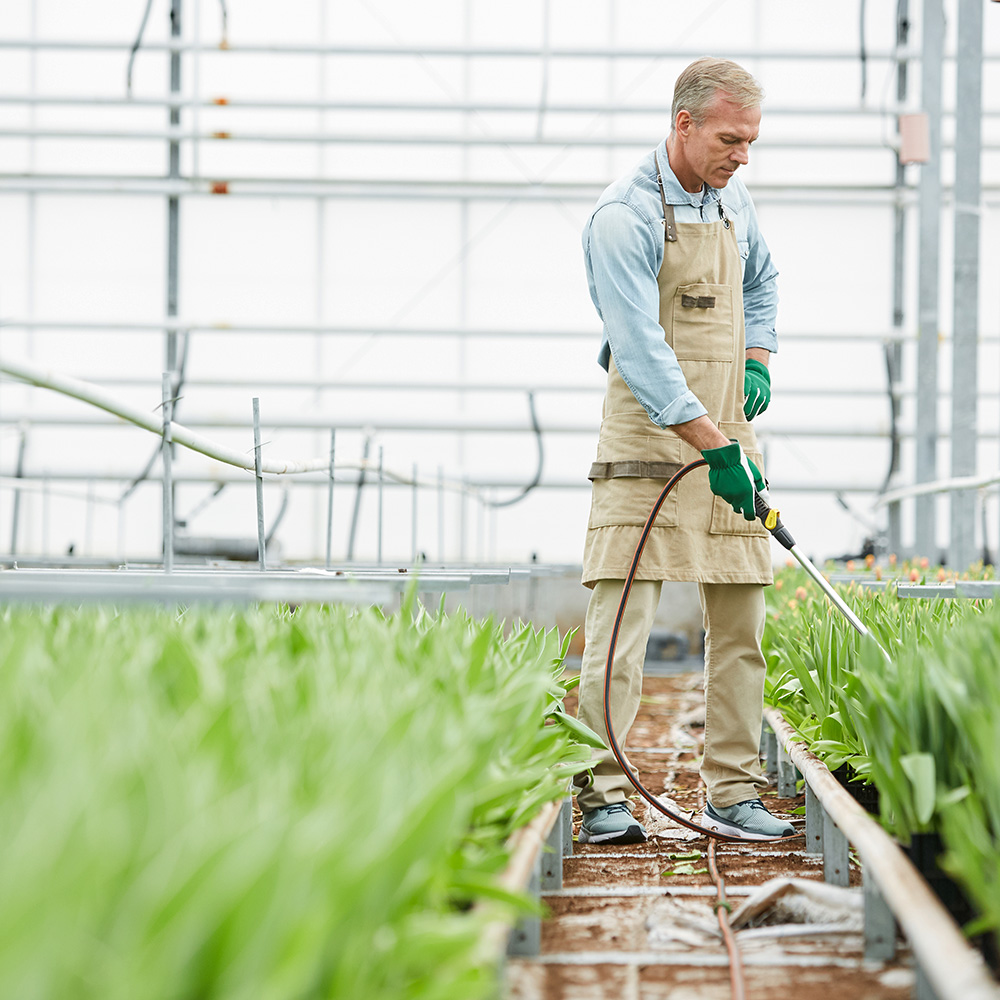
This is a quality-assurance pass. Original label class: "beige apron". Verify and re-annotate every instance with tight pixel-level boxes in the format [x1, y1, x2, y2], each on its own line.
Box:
[582, 164, 772, 587]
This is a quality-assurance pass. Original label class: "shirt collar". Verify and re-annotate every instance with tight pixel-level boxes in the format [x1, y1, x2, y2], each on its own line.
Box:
[656, 138, 724, 209]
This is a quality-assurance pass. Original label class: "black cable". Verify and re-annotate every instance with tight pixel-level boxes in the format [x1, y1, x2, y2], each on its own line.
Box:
[486, 391, 544, 508]
[879, 342, 901, 498]
[126, 0, 157, 96]
[602, 460, 801, 843]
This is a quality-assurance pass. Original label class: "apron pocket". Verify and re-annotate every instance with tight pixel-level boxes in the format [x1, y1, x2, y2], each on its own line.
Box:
[589, 477, 679, 528]
[670, 283, 735, 362]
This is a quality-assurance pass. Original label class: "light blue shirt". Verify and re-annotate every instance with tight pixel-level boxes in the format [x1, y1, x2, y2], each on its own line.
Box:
[583, 137, 779, 429]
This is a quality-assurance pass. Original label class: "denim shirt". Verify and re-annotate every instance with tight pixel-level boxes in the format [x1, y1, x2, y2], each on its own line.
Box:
[582, 138, 779, 429]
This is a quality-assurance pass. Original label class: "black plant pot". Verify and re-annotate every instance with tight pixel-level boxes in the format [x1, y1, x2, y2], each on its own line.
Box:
[831, 764, 881, 815]
[903, 832, 999, 975]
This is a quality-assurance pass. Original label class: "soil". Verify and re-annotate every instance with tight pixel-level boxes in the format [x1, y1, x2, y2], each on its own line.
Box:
[506, 672, 912, 1000]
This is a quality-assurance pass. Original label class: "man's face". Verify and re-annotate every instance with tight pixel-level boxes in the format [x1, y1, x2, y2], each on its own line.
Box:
[678, 92, 761, 190]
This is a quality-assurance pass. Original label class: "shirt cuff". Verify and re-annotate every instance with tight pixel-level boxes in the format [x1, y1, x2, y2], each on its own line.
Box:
[655, 390, 707, 428]
[745, 325, 778, 353]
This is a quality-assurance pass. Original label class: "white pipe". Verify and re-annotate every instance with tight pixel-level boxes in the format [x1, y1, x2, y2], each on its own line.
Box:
[876, 471, 1000, 507]
[0, 126, 915, 149]
[0, 39, 922, 59]
[0, 355, 489, 497]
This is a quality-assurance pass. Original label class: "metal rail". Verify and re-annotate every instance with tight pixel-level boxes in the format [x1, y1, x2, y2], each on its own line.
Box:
[765, 708, 1000, 1000]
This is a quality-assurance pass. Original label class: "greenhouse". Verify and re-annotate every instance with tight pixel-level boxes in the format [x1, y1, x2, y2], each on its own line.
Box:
[2, 1, 1000, 998]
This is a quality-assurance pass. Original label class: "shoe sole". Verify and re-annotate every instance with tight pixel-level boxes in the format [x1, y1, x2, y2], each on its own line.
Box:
[700, 811, 793, 841]
[578, 824, 648, 845]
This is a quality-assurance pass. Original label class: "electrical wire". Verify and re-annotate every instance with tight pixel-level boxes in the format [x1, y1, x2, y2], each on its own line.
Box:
[126, 0, 157, 96]
[485, 392, 543, 508]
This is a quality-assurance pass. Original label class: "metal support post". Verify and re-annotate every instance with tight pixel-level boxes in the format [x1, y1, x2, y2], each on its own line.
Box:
[165, 0, 181, 377]
[823, 810, 850, 887]
[252, 398, 266, 570]
[411, 462, 419, 564]
[437, 465, 445, 564]
[864, 871, 897, 961]
[885, 0, 909, 557]
[915, 0, 943, 559]
[950, 0, 984, 574]
[9, 427, 27, 555]
[506, 855, 541, 957]
[561, 796, 574, 858]
[764, 727, 777, 780]
[777, 741, 799, 798]
[325, 429, 335, 569]
[162, 373, 174, 573]
[377, 445, 384, 565]
[541, 809, 563, 891]
[805, 782, 823, 855]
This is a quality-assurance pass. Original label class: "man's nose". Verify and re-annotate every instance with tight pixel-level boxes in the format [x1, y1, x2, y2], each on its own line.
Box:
[732, 144, 750, 165]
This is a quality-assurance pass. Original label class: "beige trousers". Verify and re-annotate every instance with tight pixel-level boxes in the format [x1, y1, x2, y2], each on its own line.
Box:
[573, 579, 768, 814]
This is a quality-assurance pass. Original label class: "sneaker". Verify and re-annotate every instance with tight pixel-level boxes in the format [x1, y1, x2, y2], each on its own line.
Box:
[702, 798, 794, 840]
[578, 802, 648, 845]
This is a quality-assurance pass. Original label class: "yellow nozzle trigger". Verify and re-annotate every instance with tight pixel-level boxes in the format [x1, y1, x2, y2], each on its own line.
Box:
[765, 508, 779, 531]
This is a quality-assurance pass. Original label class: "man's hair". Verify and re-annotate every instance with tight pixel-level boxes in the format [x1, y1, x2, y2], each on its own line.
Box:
[671, 57, 764, 130]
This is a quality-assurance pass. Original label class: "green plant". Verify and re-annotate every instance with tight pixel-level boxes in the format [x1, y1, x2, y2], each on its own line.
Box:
[0, 599, 599, 1000]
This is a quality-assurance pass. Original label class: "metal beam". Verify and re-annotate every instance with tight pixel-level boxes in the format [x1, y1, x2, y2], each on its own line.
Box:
[950, 0, 985, 573]
[915, 0, 944, 560]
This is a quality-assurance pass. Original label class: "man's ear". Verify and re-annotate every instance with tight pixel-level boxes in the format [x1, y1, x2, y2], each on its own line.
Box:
[674, 109, 693, 139]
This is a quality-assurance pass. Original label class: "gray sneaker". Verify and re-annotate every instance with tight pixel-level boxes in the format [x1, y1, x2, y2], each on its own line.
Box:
[578, 802, 648, 845]
[702, 798, 794, 840]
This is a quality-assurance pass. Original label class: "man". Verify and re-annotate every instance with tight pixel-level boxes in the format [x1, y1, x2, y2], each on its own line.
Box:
[573, 57, 792, 844]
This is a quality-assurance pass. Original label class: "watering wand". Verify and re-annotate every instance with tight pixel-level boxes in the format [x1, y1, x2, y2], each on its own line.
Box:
[751, 483, 885, 652]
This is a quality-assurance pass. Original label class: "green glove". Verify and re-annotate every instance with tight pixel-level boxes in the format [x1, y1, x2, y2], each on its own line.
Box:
[701, 441, 764, 522]
[743, 358, 771, 420]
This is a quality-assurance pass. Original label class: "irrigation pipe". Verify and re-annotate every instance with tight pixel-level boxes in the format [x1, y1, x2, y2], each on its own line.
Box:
[765, 708, 1000, 1000]
[876, 470, 1000, 506]
[0, 355, 502, 499]
[707, 839, 746, 1000]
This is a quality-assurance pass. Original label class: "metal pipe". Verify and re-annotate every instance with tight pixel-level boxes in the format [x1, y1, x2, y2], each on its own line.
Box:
[915, 0, 944, 558]
[325, 429, 335, 569]
[2, 411, 959, 438]
[950, 0, 984, 574]
[57, 376, 998, 400]
[1, 176, 954, 204]
[252, 397, 266, 570]
[0, 39, 925, 59]
[161, 373, 174, 573]
[9, 426, 27, 555]
[12, 93, 997, 116]
[165, 0, 181, 377]
[0, 319, 924, 341]
[377, 445, 384, 565]
[0, 125, 935, 150]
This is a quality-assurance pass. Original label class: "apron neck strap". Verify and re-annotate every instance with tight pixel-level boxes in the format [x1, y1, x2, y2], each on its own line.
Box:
[654, 152, 677, 243]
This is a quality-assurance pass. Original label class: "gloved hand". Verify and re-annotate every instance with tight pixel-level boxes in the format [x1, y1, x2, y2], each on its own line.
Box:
[743, 358, 771, 420]
[701, 441, 764, 522]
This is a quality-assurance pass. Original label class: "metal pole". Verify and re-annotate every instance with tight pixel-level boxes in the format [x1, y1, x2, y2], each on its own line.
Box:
[162, 373, 174, 572]
[347, 434, 371, 562]
[9, 427, 27, 555]
[885, 0, 909, 557]
[411, 461, 419, 564]
[252, 397, 265, 570]
[915, 0, 943, 560]
[950, 0, 984, 574]
[166, 0, 181, 376]
[438, 465, 445, 564]
[325, 428, 335, 569]
[377, 445, 384, 565]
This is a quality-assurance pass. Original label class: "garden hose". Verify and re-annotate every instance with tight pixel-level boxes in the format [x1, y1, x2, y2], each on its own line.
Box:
[602, 458, 883, 843]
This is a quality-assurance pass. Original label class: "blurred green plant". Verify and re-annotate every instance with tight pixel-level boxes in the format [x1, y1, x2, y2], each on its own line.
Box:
[0, 595, 601, 1000]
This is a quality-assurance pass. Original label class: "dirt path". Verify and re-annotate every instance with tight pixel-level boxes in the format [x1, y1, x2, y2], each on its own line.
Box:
[505, 672, 915, 1000]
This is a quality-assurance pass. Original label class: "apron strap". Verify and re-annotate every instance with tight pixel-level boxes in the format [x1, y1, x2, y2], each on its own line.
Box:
[589, 460, 684, 481]
[654, 152, 677, 243]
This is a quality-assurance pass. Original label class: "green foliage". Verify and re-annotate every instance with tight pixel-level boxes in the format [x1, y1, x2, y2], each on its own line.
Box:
[763, 565, 1000, 951]
[0, 602, 596, 1000]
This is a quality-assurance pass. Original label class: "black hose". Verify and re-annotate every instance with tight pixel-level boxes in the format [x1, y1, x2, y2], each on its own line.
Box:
[601, 459, 800, 843]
